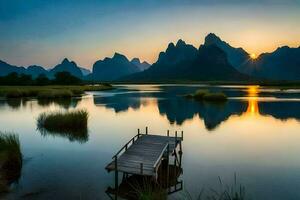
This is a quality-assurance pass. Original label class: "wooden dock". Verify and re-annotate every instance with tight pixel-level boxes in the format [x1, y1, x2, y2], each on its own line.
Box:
[105, 128, 183, 178]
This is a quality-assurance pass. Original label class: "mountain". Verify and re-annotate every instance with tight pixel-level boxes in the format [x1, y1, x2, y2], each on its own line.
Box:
[0, 60, 25, 76]
[204, 33, 249, 71]
[90, 53, 141, 81]
[131, 58, 151, 71]
[204, 33, 300, 81]
[240, 46, 300, 80]
[26, 65, 49, 78]
[79, 67, 91, 76]
[120, 39, 248, 82]
[50, 58, 83, 78]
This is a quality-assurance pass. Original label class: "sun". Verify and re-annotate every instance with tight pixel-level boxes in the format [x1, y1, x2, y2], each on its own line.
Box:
[250, 53, 257, 59]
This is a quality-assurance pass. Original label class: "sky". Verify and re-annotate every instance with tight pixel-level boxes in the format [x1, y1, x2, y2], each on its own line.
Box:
[0, 0, 300, 69]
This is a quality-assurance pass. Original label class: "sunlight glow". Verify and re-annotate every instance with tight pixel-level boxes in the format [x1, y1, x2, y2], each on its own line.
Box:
[246, 86, 260, 115]
[250, 53, 258, 59]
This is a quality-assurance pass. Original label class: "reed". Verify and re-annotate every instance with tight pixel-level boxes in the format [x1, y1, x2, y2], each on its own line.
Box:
[0, 85, 113, 99]
[181, 174, 247, 200]
[0, 133, 22, 193]
[37, 109, 89, 133]
[186, 89, 227, 102]
[131, 177, 167, 200]
[37, 89, 73, 99]
[202, 92, 227, 102]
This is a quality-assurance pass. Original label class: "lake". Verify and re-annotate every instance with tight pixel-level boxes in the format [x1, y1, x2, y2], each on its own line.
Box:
[1, 84, 300, 200]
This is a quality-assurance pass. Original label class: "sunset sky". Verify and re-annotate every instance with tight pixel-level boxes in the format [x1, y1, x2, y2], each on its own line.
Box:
[1, 0, 300, 69]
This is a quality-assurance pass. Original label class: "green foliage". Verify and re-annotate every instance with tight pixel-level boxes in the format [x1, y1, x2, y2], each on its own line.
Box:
[35, 74, 50, 86]
[193, 89, 209, 100]
[37, 89, 73, 99]
[131, 178, 167, 200]
[53, 72, 82, 85]
[180, 175, 248, 200]
[186, 89, 227, 102]
[202, 92, 227, 102]
[0, 72, 81, 86]
[0, 133, 22, 192]
[0, 85, 112, 99]
[37, 109, 89, 133]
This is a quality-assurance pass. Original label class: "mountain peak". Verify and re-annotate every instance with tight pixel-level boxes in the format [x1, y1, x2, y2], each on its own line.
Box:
[62, 58, 70, 64]
[204, 33, 222, 45]
[167, 42, 175, 49]
[131, 58, 141, 63]
[176, 39, 186, 47]
[113, 52, 125, 58]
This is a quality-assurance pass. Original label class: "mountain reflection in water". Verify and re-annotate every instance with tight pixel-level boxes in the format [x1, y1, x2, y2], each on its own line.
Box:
[93, 85, 300, 130]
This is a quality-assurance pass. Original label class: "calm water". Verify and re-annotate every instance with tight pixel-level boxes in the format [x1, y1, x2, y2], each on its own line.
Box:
[1, 84, 300, 200]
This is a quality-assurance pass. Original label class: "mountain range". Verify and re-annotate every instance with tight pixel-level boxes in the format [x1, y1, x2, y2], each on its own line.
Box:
[121, 39, 249, 81]
[0, 33, 299, 82]
[89, 53, 150, 81]
[203, 33, 300, 81]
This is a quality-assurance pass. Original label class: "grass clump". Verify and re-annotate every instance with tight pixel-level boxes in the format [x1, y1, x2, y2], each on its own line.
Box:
[0, 85, 113, 99]
[0, 133, 22, 193]
[181, 174, 247, 200]
[202, 92, 227, 102]
[37, 89, 73, 99]
[185, 89, 227, 102]
[37, 109, 89, 135]
[132, 177, 167, 200]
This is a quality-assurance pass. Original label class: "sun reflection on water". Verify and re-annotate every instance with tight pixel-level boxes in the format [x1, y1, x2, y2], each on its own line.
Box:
[245, 86, 260, 115]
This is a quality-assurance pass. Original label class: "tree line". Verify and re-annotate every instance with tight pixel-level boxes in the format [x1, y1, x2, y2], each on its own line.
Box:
[0, 72, 82, 85]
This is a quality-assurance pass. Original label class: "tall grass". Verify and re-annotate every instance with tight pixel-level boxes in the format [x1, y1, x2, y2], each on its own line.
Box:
[0, 85, 113, 99]
[185, 89, 227, 102]
[37, 89, 73, 99]
[131, 177, 167, 200]
[181, 174, 248, 200]
[37, 109, 89, 142]
[0, 133, 22, 193]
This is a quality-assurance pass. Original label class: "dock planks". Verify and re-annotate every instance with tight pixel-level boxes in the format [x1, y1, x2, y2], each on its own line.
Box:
[106, 134, 183, 177]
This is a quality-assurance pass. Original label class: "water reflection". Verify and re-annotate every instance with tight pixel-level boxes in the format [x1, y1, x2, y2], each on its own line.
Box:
[0, 97, 82, 110]
[94, 85, 300, 130]
[38, 128, 89, 143]
[106, 161, 183, 200]
[36, 98, 82, 109]
[245, 86, 259, 115]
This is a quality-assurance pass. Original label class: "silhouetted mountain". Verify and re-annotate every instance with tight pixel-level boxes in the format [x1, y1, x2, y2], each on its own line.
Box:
[26, 65, 49, 78]
[0, 60, 25, 76]
[204, 33, 300, 81]
[241, 46, 300, 80]
[204, 33, 249, 71]
[79, 67, 91, 76]
[131, 58, 151, 71]
[121, 39, 248, 82]
[50, 58, 83, 78]
[91, 53, 141, 81]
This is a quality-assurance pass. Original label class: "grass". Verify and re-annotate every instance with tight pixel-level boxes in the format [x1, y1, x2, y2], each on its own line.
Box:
[37, 109, 89, 142]
[131, 177, 167, 200]
[37, 89, 73, 99]
[181, 174, 247, 200]
[0, 84, 113, 99]
[185, 89, 227, 102]
[0, 133, 22, 193]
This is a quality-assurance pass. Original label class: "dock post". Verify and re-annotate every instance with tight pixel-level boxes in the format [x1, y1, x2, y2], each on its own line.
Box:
[167, 130, 169, 137]
[140, 163, 143, 175]
[175, 131, 178, 145]
[146, 127, 148, 135]
[181, 131, 183, 141]
[114, 156, 118, 199]
[179, 140, 183, 169]
[167, 144, 170, 192]
[138, 128, 140, 137]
